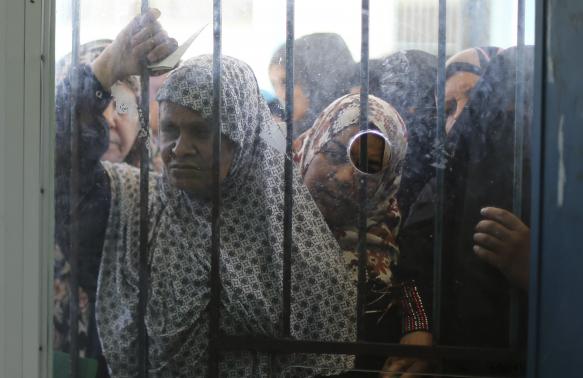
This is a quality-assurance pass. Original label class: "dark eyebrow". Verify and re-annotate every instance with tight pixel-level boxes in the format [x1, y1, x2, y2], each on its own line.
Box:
[187, 119, 212, 134]
[160, 118, 210, 132]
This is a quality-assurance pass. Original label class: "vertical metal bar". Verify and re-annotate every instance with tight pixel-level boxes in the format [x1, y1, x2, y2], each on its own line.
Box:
[137, 2, 151, 378]
[513, 0, 526, 229]
[357, 0, 370, 341]
[282, 0, 295, 337]
[209, 0, 222, 376]
[526, 0, 545, 373]
[509, 0, 526, 348]
[68, 0, 81, 376]
[433, 0, 447, 344]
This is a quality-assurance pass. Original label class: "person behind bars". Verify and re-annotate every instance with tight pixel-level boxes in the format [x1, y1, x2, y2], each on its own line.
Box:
[269, 33, 358, 139]
[53, 39, 144, 376]
[395, 46, 534, 376]
[293, 94, 433, 376]
[55, 8, 357, 377]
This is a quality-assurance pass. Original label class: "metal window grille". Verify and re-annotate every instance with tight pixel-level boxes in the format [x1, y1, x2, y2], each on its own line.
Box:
[64, 0, 529, 377]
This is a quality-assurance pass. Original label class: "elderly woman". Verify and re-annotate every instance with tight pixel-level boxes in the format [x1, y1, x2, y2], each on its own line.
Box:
[53, 39, 143, 363]
[269, 33, 357, 138]
[56, 9, 356, 377]
[294, 94, 431, 375]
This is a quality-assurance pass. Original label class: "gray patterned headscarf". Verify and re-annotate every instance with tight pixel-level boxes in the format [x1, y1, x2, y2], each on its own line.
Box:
[96, 55, 356, 377]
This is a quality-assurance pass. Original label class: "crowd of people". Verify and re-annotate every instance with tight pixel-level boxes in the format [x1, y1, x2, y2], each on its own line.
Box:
[54, 8, 533, 378]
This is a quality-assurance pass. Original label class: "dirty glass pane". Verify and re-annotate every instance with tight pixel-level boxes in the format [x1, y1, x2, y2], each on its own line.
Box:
[52, 0, 535, 377]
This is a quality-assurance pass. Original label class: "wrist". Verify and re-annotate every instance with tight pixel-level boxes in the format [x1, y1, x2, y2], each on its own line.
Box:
[91, 50, 118, 90]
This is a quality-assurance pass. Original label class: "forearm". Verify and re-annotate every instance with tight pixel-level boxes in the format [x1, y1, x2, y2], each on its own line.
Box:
[55, 64, 112, 295]
[401, 281, 431, 334]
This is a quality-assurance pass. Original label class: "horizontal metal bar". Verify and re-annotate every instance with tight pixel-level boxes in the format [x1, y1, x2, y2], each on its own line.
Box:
[216, 336, 525, 363]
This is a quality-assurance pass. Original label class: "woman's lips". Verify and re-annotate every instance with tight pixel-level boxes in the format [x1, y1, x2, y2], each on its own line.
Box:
[169, 164, 202, 173]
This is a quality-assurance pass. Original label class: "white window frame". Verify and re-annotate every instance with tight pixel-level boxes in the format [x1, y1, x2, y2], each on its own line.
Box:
[1, 0, 54, 376]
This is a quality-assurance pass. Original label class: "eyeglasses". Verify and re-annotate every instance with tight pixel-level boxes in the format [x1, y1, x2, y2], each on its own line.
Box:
[111, 83, 139, 118]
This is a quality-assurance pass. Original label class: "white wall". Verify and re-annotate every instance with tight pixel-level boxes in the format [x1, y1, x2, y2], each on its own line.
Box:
[54, 0, 533, 95]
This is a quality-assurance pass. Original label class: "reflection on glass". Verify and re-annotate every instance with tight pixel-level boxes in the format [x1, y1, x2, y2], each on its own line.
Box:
[53, 0, 535, 377]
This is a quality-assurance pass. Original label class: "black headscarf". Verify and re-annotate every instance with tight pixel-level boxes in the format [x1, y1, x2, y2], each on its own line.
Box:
[271, 33, 357, 138]
[445, 46, 502, 80]
[369, 50, 438, 221]
[399, 46, 535, 363]
[442, 46, 534, 347]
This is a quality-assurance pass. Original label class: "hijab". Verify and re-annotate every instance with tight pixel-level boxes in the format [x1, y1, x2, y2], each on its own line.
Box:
[294, 94, 407, 324]
[55, 39, 113, 83]
[369, 50, 438, 222]
[271, 33, 357, 138]
[396, 46, 534, 355]
[443, 46, 534, 347]
[96, 55, 356, 377]
[444, 45, 534, 248]
[446, 46, 502, 80]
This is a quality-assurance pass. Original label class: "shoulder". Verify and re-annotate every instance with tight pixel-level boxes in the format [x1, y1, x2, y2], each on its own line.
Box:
[102, 161, 162, 215]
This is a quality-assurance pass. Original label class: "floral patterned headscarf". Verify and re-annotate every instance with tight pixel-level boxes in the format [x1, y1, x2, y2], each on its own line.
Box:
[294, 94, 407, 322]
[294, 94, 407, 222]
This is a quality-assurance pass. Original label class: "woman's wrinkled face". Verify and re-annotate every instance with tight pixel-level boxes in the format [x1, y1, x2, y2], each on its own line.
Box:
[159, 101, 235, 198]
[303, 127, 386, 227]
[444, 71, 480, 134]
[269, 64, 309, 122]
[101, 82, 140, 163]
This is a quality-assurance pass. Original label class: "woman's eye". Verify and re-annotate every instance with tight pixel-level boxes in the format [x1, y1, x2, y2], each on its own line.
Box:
[161, 126, 178, 140]
[195, 128, 212, 137]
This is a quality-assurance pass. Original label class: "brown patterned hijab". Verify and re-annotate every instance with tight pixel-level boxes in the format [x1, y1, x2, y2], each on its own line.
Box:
[294, 94, 408, 312]
[294, 94, 407, 225]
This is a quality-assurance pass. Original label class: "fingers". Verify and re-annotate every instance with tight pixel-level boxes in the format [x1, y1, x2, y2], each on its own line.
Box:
[147, 38, 178, 63]
[474, 245, 502, 269]
[141, 8, 161, 23]
[481, 207, 523, 230]
[381, 358, 410, 378]
[132, 30, 172, 63]
[473, 232, 505, 252]
[475, 220, 511, 242]
[125, 8, 161, 38]
[401, 360, 431, 378]
[131, 21, 162, 46]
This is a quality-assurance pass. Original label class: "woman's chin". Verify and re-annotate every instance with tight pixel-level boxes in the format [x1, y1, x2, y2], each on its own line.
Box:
[169, 176, 210, 198]
[101, 149, 125, 163]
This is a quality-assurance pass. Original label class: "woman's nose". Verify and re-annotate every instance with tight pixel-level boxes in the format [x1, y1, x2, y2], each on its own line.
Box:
[103, 104, 119, 129]
[334, 164, 353, 182]
[172, 136, 195, 157]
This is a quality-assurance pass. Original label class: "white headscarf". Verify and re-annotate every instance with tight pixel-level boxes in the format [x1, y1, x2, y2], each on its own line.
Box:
[96, 55, 356, 377]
